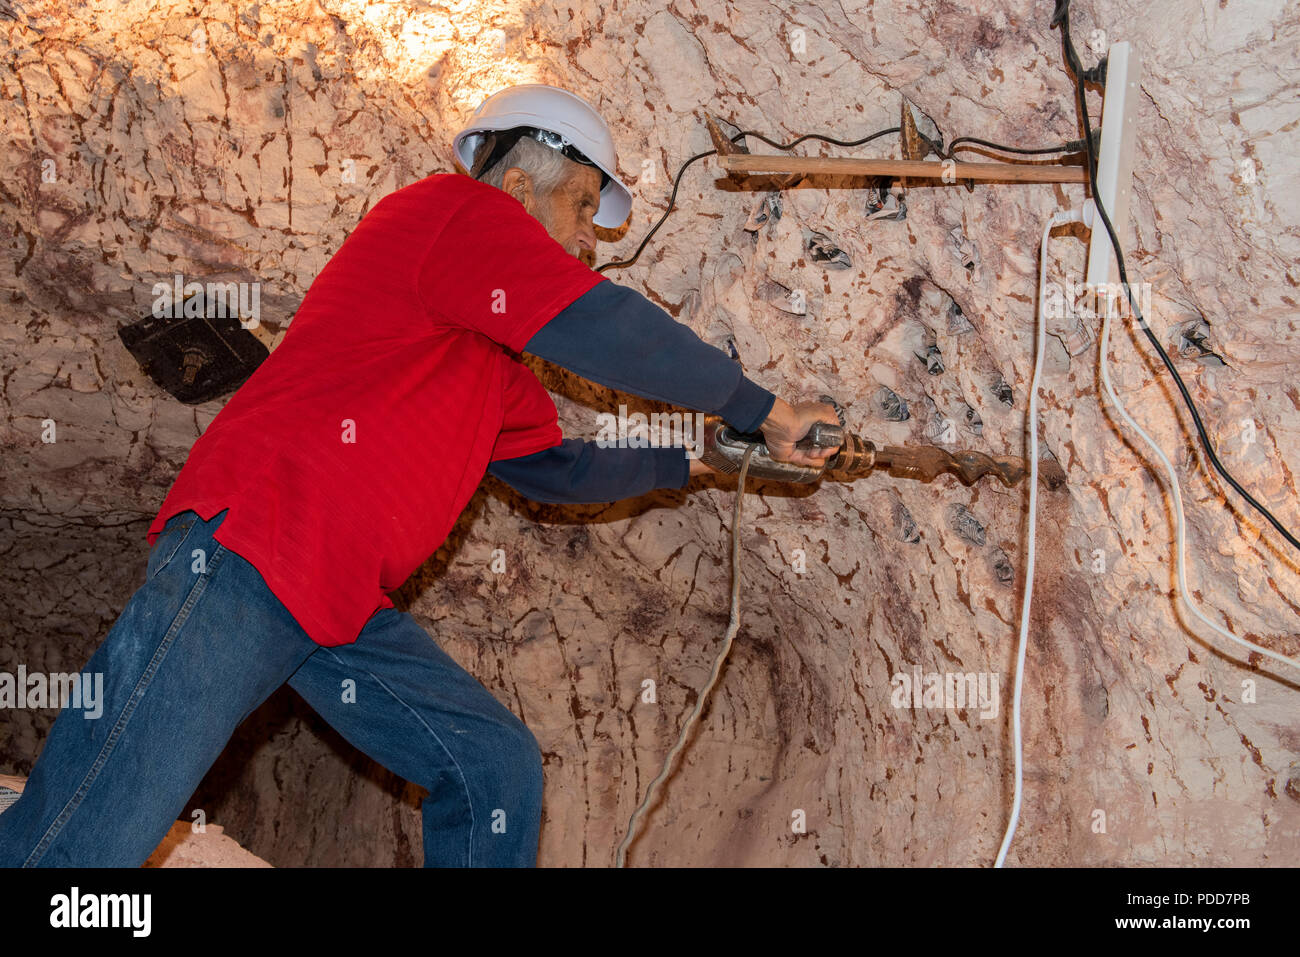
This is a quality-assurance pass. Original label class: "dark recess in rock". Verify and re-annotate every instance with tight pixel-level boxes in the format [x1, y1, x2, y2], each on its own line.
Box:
[803, 228, 852, 269]
[916, 342, 944, 375]
[947, 299, 974, 334]
[893, 501, 921, 543]
[947, 503, 986, 546]
[744, 192, 782, 233]
[875, 385, 910, 421]
[991, 373, 1014, 408]
[989, 546, 1014, 585]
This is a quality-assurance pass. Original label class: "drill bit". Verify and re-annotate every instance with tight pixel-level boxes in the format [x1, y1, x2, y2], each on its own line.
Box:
[701, 417, 1065, 489]
[851, 444, 1026, 487]
[821, 432, 1064, 489]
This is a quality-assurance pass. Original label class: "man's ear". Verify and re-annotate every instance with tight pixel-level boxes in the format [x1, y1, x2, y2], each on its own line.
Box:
[501, 167, 537, 215]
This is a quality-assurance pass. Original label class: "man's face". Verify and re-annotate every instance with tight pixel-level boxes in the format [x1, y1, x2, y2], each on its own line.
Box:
[506, 162, 602, 261]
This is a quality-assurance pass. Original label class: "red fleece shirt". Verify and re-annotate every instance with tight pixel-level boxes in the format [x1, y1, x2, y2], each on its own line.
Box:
[145, 173, 605, 647]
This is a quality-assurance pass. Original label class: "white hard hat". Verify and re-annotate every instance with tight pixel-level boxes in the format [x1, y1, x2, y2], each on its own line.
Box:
[452, 83, 633, 229]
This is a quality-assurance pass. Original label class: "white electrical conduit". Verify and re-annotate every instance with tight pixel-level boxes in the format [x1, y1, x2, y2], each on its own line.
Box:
[996, 199, 1300, 868]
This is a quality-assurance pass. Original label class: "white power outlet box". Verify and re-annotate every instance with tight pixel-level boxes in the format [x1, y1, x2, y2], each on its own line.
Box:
[1085, 41, 1142, 290]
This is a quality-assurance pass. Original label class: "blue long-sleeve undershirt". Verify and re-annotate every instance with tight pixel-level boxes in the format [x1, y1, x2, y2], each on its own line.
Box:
[486, 279, 777, 505]
[487, 437, 689, 505]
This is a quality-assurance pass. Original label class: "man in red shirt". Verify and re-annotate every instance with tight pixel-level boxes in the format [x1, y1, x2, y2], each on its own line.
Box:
[0, 84, 839, 867]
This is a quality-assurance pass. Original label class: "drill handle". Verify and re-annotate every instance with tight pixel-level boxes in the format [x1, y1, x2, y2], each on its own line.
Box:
[796, 421, 845, 450]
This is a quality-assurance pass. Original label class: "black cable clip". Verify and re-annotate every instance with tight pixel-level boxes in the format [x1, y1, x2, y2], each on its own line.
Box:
[1081, 56, 1108, 87]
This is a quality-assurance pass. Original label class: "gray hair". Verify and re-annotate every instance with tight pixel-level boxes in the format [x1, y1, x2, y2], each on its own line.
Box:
[473, 135, 572, 200]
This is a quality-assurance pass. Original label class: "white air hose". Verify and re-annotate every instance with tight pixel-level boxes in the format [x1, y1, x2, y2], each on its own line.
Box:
[994, 206, 1076, 867]
[1096, 272, 1299, 672]
[616, 444, 757, 866]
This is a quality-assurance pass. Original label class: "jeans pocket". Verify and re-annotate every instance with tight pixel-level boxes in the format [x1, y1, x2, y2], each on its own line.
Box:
[146, 512, 198, 581]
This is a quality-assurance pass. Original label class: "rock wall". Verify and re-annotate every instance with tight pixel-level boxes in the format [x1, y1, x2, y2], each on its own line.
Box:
[1, 0, 1297, 866]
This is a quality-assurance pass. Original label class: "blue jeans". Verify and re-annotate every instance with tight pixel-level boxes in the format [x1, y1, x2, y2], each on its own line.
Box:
[0, 508, 544, 867]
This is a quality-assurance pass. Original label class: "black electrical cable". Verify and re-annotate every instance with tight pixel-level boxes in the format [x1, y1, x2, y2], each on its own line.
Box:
[594, 146, 714, 273]
[946, 135, 1085, 156]
[1053, 0, 1300, 553]
[596, 126, 899, 273]
[600, 126, 1085, 272]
